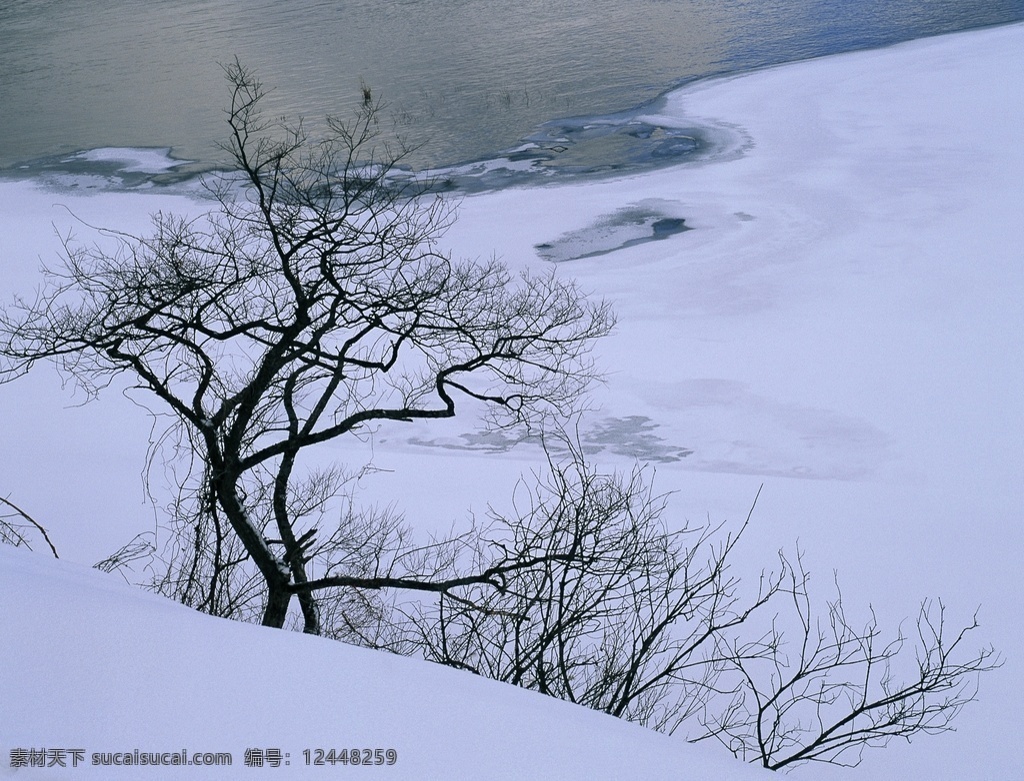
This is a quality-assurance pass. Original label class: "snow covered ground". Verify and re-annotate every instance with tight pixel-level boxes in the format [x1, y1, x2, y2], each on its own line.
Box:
[0, 544, 772, 780]
[2, 21, 1022, 780]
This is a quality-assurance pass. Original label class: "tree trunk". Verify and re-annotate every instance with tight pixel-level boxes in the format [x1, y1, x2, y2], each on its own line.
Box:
[262, 585, 292, 628]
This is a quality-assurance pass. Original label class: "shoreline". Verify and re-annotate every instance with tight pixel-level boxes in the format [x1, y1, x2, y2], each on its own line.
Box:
[4, 18, 1023, 195]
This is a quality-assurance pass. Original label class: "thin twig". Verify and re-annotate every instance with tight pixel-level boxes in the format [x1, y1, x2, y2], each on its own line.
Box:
[0, 495, 59, 558]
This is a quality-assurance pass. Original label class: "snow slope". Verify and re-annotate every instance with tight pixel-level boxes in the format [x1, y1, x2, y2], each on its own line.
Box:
[0, 545, 770, 780]
[2, 21, 1022, 781]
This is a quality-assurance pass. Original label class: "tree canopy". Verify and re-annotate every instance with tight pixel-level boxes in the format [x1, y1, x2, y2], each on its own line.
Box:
[0, 60, 613, 631]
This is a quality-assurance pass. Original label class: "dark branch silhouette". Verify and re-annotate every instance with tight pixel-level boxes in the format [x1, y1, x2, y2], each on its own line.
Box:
[0, 495, 59, 558]
[0, 60, 612, 632]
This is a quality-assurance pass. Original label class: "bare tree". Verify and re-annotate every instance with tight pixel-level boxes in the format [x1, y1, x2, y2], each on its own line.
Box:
[693, 554, 1001, 770]
[380, 448, 783, 732]
[366, 444, 998, 773]
[0, 60, 612, 632]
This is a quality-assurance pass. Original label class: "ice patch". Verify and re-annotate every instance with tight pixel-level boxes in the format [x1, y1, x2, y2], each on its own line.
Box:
[412, 114, 727, 194]
[70, 147, 190, 173]
[2, 147, 207, 194]
[535, 199, 690, 262]
[403, 414, 693, 463]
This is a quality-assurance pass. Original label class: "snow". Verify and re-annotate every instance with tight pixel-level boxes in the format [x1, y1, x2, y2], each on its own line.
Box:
[2, 21, 1023, 780]
[66, 147, 190, 173]
[0, 545, 770, 779]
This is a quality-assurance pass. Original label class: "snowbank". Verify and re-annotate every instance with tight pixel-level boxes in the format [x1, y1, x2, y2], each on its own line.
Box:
[0, 545, 769, 780]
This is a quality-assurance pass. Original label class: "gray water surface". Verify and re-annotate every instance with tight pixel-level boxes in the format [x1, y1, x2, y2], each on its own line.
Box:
[2, 0, 1021, 171]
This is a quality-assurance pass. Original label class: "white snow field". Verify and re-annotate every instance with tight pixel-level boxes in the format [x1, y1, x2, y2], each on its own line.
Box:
[2, 21, 1022, 781]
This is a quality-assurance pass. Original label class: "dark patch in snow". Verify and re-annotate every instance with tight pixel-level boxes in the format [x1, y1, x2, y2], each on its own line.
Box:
[534, 200, 691, 262]
[405, 415, 693, 463]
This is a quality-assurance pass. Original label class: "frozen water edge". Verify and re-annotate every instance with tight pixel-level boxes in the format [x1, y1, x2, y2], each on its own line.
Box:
[0, 146, 208, 191]
[0, 99, 743, 197]
[71, 147, 193, 173]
